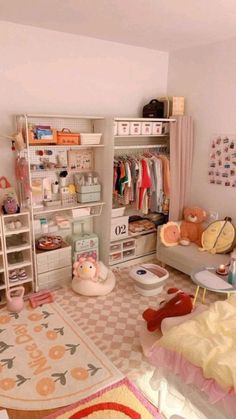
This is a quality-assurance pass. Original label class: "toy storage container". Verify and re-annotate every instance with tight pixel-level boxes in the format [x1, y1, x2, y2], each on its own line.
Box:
[57, 128, 80, 145]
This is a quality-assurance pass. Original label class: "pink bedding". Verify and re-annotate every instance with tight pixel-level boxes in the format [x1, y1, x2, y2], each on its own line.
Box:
[148, 346, 236, 419]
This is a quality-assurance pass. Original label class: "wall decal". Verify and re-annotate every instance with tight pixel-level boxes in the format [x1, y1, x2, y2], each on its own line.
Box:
[208, 135, 236, 187]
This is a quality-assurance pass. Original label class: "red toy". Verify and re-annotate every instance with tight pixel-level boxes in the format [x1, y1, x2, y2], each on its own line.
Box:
[142, 288, 193, 332]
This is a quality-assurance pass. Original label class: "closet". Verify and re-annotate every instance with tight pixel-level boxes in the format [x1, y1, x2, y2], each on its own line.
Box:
[103, 117, 175, 267]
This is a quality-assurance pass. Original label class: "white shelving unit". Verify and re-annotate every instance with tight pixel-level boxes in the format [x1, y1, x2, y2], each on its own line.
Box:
[0, 211, 34, 304]
[15, 114, 109, 290]
[99, 117, 175, 268]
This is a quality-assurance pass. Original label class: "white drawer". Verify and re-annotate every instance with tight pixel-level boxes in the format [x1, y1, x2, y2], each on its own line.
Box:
[135, 232, 157, 256]
[37, 245, 72, 274]
[38, 266, 72, 290]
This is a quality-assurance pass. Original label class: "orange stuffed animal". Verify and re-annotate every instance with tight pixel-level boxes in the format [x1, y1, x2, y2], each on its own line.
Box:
[160, 207, 207, 247]
[180, 207, 207, 246]
[142, 288, 193, 332]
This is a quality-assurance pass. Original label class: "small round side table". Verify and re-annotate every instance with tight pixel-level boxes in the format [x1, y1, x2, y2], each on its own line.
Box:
[191, 266, 236, 305]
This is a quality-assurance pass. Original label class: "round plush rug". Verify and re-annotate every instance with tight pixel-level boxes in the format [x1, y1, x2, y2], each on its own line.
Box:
[0, 301, 123, 410]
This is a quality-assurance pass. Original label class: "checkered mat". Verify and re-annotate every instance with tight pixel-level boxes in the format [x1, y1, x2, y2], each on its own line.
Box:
[55, 261, 225, 382]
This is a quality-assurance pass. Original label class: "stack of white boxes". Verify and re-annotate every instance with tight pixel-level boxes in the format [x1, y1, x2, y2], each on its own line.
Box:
[36, 242, 72, 290]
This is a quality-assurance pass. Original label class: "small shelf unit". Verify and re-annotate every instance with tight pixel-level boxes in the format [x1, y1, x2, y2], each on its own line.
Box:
[0, 211, 34, 304]
[15, 113, 109, 290]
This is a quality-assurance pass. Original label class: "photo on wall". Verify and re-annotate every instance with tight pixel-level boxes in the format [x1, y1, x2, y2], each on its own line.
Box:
[208, 134, 236, 187]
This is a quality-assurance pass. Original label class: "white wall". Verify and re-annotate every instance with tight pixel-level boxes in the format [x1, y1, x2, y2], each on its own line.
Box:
[168, 38, 236, 223]
[0, 20, 168, 183]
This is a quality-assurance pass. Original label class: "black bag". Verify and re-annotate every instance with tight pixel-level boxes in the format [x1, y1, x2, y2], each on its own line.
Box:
[142, 99, 164, 118]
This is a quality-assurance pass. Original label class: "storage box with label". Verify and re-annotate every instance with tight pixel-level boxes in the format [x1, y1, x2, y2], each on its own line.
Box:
[111, 216, 129, 241]
[141, 122, 152, 135]
[117, 122, 130, 136]
[130, 122, 141, 135]
[152, 122, 163, 135]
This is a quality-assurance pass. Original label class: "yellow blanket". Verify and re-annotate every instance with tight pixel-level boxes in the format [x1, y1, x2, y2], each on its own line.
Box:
[156, 295, 236, 391]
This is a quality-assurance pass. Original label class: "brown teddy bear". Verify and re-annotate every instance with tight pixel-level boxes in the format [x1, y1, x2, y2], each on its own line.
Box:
[160, 207, 207, 247]
[180, 207, 207, 246]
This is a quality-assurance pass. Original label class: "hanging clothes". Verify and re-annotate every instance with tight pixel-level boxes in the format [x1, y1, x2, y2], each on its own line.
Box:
[113, 149, 170, 214]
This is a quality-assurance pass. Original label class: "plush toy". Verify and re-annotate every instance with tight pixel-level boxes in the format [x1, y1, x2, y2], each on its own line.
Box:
[180, 207, 207, 246]
[73, 256, 99, 282]
[160, 207, 207, 247]
[72, 256, 116, 296]
[142, 288, 193, 332]
[200, 217, 236, 254]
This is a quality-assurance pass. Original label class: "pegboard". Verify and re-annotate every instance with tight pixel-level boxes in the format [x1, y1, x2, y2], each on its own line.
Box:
[28, 145, 93, 169]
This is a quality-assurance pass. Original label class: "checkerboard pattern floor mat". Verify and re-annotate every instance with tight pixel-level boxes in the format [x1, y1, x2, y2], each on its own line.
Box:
[55, 261, 225, 382]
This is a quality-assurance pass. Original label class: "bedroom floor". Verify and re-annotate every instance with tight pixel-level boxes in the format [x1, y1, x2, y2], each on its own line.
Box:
[1, 260, 224, 418]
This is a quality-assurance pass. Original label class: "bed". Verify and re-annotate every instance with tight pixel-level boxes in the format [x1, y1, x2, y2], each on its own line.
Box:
[140, 296, 236, 419]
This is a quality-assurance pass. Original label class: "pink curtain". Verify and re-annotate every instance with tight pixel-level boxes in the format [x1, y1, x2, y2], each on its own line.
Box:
[169, 115, 194, 221]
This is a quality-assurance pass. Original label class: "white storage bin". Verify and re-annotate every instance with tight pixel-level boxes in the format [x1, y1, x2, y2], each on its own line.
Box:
[112, 207, 125, 218]
[111, 216, 129, 241]
[152, 122, 163, 135]
[141, 122, 152, 135]
[109, 252, 122, 264]
[38, 266, 72, 290]
[123, 248, 135, 259]
[36, 243, 72, 274]
[80, 133, 102, 145]
[130, 122, 141, 135]
[77, 191, 101, 203]
[117, 122, 130, 136]
[110, 242, 122, 253]
[113, 121, 118, 136]
[123, 239, 135, 250]
[135, 232, 156, 256]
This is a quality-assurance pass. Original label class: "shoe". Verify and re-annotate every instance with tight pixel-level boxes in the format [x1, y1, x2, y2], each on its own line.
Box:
[15, 220, 22, 229]
[9, 270, 19, 283]
[18, 269, 27, 280]
[7, 222, 15, 231]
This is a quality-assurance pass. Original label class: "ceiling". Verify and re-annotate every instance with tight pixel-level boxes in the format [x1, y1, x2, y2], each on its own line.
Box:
[1, 0, 236, 51]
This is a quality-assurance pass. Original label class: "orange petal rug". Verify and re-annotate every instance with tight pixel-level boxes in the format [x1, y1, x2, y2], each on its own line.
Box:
[44, 377, 162, 418]
[0, 301, 123, 410]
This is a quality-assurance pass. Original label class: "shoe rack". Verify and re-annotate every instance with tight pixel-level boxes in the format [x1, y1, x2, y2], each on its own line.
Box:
[0, 211, 34, 304]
